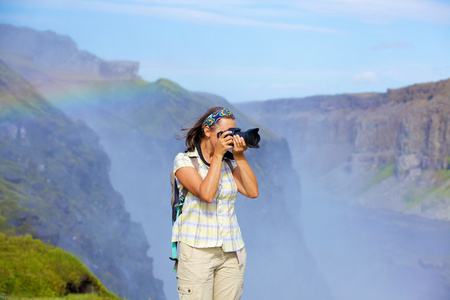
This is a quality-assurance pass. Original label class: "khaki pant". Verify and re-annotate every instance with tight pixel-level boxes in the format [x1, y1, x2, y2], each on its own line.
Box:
[177, 242, 247, 300]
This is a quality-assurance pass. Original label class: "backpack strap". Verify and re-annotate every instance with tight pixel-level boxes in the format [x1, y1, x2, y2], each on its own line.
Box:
[170, 157, 199, 219]
[224, 159, 233, 173]
[174, 157, 199, 222]
[170, 156, 199, 267]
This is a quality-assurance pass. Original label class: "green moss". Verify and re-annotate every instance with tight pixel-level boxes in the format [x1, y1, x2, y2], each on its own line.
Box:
[431, 169, 450, 200]
[404, 187, 431, 208]
[6, 293, 119, 300]
[6, 294, 117, 300]
[0, 177, 36, 236]
[363, 163, 396, 191]
[404, 169, 450, 208]
[0, 61, 50, 118]
[434, 184, 450, 200]
[0, 234, 119, 299]
[436, 169, 450, 182]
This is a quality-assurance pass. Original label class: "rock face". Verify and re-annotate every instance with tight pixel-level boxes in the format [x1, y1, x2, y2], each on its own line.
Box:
[0, 60, 165, 300]
[0, 24, 139, 80]
[237, 79, 450, 221]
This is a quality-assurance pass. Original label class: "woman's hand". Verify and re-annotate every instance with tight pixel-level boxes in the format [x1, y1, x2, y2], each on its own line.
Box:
[232, 135, 247, 154]
[214, 131, 234, 158]
[232, 135, 258, 198]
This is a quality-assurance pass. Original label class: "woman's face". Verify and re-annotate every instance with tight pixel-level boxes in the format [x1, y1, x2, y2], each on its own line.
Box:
[208, 118, 236, 146]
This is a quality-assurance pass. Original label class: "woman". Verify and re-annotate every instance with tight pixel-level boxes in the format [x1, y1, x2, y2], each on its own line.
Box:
[173, 107, 259, 300]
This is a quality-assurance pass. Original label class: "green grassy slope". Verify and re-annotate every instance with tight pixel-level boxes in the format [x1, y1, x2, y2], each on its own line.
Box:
[0, 234, 119, 299]
[0, 60, 164, 299]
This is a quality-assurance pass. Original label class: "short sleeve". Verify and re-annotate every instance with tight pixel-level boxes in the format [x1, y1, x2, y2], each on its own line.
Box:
[231, 159, 237, 171]
[173, 153, 195, 176]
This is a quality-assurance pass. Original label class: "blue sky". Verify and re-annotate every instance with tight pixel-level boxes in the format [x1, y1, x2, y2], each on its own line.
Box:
[1, 0, 449, 102]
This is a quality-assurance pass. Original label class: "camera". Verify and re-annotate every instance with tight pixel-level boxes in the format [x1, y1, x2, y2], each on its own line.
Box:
[217, 128, 260, 148]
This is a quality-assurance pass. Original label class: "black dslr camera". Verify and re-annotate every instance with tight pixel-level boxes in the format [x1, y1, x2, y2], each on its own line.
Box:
[217, 128, 260, 148]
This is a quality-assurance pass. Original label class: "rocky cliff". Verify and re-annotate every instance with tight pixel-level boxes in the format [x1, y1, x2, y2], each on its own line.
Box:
[0, 60, 165, 300]
[0, 24, 139, 81]
[237, 79, 450, 221]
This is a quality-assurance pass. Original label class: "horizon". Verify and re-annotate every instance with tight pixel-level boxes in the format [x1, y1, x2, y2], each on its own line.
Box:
[1, 0, 449, 103]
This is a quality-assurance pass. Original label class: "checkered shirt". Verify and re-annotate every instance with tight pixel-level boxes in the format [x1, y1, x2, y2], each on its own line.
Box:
[171, 148, 245, 252]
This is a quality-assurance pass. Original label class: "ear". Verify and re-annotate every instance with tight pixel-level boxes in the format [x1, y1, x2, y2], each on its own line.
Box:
[203, 126, 212, 138]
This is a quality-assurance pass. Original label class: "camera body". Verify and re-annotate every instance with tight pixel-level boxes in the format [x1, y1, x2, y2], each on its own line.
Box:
[217, 127, 260, 148]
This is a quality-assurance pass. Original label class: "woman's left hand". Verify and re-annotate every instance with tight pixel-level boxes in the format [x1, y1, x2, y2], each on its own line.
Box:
[232, 135, 247, 154]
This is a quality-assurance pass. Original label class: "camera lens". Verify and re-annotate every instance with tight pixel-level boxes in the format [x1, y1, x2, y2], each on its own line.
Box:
[217, 128, 260, 148]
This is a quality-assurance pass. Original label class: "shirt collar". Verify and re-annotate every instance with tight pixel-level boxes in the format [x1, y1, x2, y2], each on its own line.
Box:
[186, 148, 199, 158]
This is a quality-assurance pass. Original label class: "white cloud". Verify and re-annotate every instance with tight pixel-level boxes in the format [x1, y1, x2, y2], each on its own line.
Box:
[353, 71, 381, 83]
[29, 0, 338, 33]
[290, 0, 450, 24]
[5, 0, 450, 27]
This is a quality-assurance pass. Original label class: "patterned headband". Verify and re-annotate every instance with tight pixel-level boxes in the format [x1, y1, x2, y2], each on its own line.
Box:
[202, 108, 234, 128]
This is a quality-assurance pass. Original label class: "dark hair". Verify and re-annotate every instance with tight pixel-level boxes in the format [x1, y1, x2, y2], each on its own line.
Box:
[181, 107, 235, 152]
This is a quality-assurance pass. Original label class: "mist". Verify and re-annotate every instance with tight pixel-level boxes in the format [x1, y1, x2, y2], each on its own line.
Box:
[236, 96, 450, 300]
[90, 101, 450, 300]
[300, 175, 450, 300]
[1, 23, 449, 300]
[85, 115, 332, 300]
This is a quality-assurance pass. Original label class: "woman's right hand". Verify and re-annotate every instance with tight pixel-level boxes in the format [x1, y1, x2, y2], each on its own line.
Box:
[214, 131, 233, 158]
